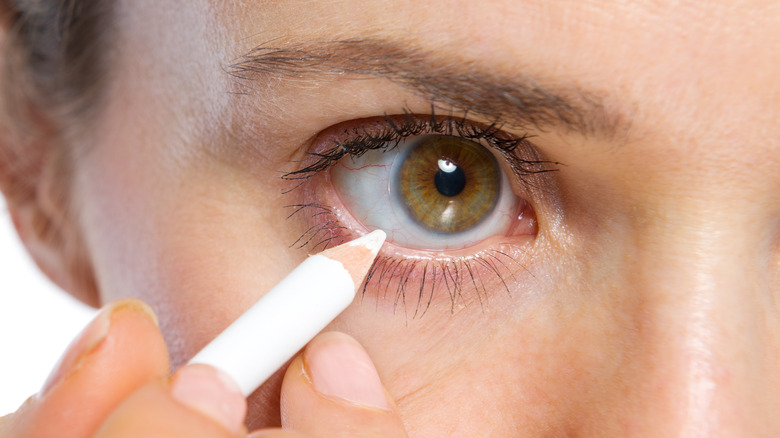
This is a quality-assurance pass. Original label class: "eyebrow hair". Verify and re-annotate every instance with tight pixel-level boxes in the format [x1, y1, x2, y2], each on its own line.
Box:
[227, 38, 631, 138]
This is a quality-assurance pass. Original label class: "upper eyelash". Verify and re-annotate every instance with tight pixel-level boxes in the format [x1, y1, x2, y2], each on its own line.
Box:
[281, 108, 560, 184]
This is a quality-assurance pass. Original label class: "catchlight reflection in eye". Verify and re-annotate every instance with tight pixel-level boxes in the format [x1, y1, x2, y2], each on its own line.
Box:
[332, 135, 524, 251]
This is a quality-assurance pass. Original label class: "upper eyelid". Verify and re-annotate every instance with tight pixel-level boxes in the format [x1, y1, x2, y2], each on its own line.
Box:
[281, 112, 561, 184]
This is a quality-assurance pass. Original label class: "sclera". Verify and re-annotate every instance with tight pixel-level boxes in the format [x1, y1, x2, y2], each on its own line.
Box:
[331, 135, 521, 251]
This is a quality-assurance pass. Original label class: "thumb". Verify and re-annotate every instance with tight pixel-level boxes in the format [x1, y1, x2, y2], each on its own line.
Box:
[278, 332, 408, 438]
[1, 298, 170, 438]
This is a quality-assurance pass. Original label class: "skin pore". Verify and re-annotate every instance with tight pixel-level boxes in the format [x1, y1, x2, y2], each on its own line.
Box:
[7, 0, 780, 436]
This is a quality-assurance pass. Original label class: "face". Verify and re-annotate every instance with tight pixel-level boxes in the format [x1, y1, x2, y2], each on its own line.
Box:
[67, 0, 780, 435]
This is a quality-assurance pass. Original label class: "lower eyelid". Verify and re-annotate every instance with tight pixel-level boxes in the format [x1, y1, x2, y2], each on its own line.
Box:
[361, 244, 535, 316]
[286, 169, 539, 315]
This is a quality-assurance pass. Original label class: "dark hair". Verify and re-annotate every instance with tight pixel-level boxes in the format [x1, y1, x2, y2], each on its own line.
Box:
[1, 0, 112, 204]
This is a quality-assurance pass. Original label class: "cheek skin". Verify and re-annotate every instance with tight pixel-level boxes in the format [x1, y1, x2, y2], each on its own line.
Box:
[77, 129, 308, 428]
[75, 132, 305, 357]
[324, 245, 633, 437]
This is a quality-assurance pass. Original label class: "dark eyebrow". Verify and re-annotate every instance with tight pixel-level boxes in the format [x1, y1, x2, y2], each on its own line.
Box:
[228, 38, 631, 138]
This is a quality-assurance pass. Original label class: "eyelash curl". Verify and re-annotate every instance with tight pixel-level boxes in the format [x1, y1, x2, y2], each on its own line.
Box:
[282, 109, 558, 317]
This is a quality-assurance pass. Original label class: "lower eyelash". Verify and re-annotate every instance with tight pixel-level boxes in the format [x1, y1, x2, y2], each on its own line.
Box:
[363, 250, 522, 318]
[285, 202, 529, 317]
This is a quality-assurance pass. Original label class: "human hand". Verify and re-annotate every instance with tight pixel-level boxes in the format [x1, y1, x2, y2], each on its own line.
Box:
[0, 299, 409, 437]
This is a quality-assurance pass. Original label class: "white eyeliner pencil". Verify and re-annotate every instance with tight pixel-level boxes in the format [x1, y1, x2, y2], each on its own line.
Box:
[188, 230, 387, 396]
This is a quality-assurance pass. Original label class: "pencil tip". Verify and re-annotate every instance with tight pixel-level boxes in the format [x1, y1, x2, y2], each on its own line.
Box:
[316, 230, 387, 289]
[352, 229, 387, 255]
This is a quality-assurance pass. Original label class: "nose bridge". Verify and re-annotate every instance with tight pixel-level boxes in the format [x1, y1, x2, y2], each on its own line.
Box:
[624, 197, 774, 436]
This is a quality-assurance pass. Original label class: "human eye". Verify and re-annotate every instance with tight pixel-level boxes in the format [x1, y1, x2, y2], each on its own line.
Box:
[331, 132, 527, 251]
[283, 112, 557, 315]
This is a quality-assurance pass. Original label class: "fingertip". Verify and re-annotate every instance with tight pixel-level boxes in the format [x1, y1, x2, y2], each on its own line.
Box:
[110, 297, 159, 327]
[171, 364, 247, 435]
[280, 332, 408, 437]
[22, 298, 169, 438]
[40, 297, 163, 397]
[86, 297, 170, 387]
[94, 380, 242, 438]
[303, 331, 390, 410]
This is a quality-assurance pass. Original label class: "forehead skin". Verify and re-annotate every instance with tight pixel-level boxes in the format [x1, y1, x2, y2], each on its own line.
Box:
[238, 0, 780, 132]
[117, 0, 780, 180]
[78, 0, 780, 436]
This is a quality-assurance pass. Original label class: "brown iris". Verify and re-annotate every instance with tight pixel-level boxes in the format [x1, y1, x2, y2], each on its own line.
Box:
[397, 135, 500, 233]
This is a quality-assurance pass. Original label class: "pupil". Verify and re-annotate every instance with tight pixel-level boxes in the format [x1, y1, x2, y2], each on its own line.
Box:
[434, 159, 466, 197]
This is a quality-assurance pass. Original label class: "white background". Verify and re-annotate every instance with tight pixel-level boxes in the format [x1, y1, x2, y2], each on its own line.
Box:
[0, 196, 96, 415]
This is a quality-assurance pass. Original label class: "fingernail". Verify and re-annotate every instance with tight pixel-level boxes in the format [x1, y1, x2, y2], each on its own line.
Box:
[171, 364, 247, 434]
[304, 331, 390, 410]
[40, 298, 158, 397]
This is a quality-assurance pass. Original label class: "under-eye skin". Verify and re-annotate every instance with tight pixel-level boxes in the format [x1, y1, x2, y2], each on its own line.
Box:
[283, 112, 557, 316]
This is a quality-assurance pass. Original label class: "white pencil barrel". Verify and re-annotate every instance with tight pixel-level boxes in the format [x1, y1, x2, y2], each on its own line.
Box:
[188, 254, 356, 396]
